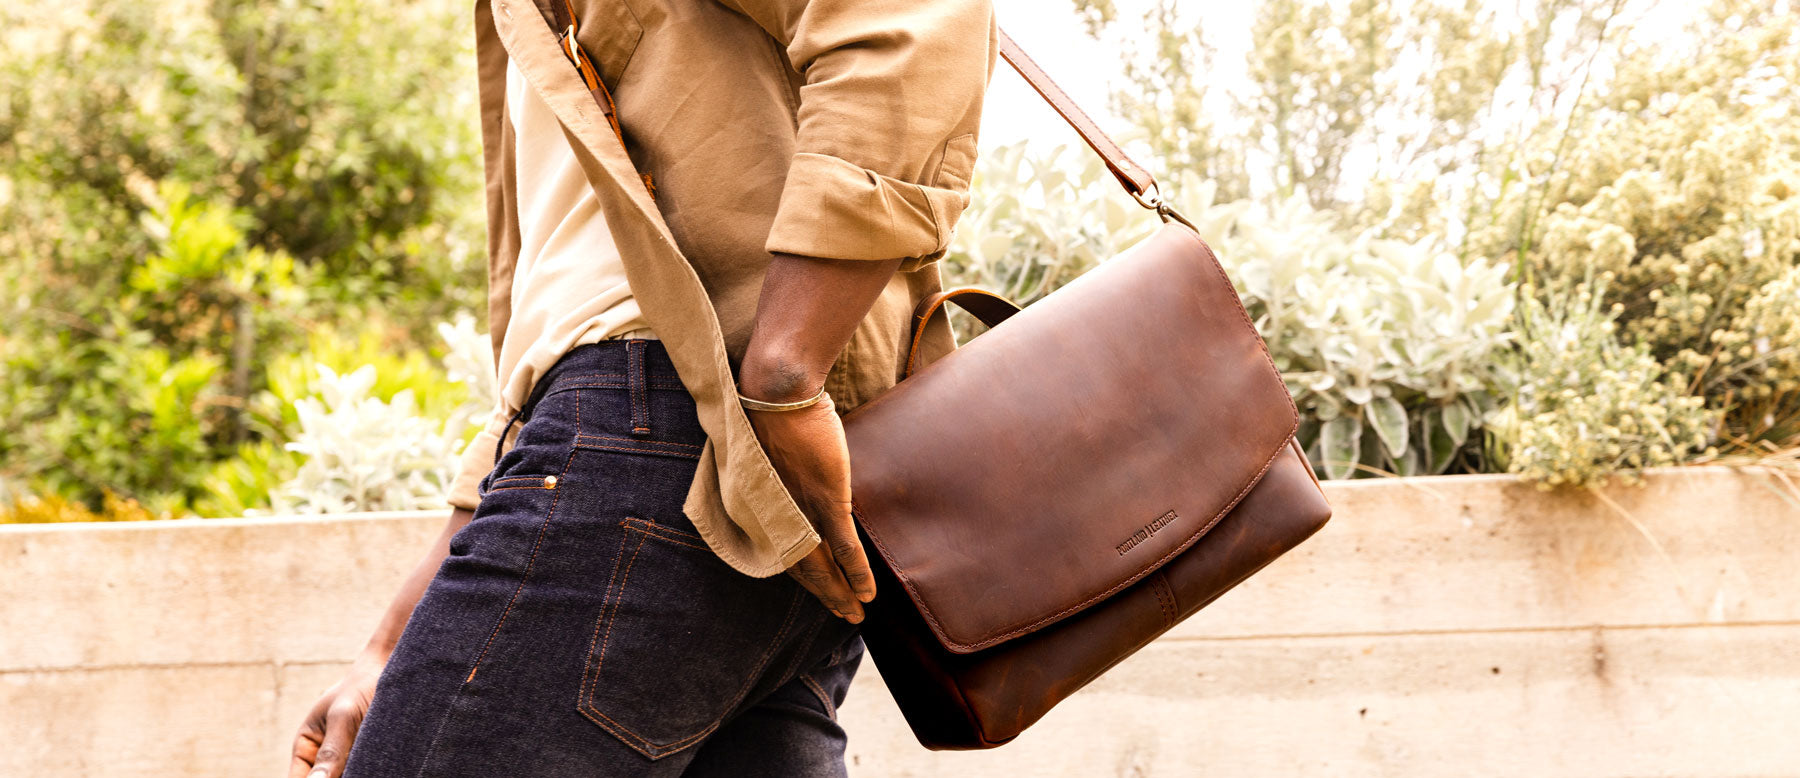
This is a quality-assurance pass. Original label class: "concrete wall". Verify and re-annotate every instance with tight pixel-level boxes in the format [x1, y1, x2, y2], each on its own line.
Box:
[3, 467, 1797, 776]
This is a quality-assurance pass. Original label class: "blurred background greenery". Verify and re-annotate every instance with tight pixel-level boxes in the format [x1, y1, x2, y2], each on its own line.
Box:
[1, 0, 1796, 522]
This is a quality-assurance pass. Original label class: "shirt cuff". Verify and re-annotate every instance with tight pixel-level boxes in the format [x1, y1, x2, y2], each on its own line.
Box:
[763, 151, 973, 272]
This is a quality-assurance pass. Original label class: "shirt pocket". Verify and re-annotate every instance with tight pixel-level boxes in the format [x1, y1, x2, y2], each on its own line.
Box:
[932, 133, 979, 193]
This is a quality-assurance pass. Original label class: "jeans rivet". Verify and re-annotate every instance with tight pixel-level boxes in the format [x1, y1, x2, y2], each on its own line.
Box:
[544, 475, 558, 488]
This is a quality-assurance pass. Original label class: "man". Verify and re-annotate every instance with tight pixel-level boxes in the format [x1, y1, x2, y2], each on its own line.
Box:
[289, 0, 993, 775]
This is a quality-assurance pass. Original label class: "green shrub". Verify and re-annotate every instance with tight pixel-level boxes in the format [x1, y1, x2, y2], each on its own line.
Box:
[1466, 4, 1800, 445]
[1488, 282, 1718, 487]
[0, 0, 486, 515]
[0, 184, 292, 512]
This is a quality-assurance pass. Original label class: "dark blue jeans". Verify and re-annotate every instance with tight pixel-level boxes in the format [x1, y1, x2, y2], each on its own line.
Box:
[344, 340, 862, 777]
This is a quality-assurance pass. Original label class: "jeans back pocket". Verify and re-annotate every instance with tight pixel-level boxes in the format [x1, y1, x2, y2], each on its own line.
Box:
[576, 516, 806, 759]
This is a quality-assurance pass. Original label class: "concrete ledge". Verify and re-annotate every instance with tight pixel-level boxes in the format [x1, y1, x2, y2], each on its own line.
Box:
[3, 468, 1797, 776]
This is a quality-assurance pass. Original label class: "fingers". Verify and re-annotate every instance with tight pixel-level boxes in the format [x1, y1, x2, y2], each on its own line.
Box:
[304, 697, 366, 778]
[787, 544, 864, 623]
[287, 698, 329, 778]
[818, 503, 876, 604]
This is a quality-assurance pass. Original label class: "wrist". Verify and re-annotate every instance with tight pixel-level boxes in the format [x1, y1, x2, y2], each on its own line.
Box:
[739, 347, 827, 404]
[358, 639, 396, 668]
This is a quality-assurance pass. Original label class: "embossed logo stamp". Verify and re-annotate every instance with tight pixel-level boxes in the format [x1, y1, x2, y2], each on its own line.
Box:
[1115, 510, 1179, 555]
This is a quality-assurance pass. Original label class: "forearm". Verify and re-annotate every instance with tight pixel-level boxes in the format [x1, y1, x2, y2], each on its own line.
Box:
[739, 252, 903, 400]
[360, 507, 475, 660]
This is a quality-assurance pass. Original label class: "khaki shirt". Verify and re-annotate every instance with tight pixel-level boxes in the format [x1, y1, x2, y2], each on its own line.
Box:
[472, 0, 994, 575]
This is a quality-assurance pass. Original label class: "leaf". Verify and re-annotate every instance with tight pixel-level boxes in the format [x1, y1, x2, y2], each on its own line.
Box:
[1425, 408, 1460, 473]
[1441, 400, 1472, 448]
[1395, 444, 1425, 477]
[1368, 396, 1409, 458]
[1319, 415, 1363, 480]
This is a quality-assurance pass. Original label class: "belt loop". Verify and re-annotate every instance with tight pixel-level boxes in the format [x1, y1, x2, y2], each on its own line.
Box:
[627, 339, 651, 436]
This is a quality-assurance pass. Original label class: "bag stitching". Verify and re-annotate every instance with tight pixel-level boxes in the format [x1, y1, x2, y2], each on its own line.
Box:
[1153, 572, 1178, 625]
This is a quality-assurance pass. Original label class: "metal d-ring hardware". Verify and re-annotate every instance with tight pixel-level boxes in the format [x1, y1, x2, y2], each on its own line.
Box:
[1130, 180, 1198, 231]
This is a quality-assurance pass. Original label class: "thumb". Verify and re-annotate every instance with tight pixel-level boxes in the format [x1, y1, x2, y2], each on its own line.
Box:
[307, 699, 367, 778]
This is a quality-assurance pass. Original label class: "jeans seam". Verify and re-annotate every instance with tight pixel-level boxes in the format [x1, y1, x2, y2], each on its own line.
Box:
[575, 433, 702, 451]
[544, 381, 687, 394]
[621, 518, 710, 552]
[578, 564, 806, 759]
[414, 447, 577, 778]
[799, 673, 837, 720]
[572, 440, 703, 461]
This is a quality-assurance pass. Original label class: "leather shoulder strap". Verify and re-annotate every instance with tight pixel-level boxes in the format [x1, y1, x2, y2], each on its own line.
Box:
[997, 27, 1157, 202]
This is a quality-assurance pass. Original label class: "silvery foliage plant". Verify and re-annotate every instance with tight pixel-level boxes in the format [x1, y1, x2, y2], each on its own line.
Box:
[272, 315, 495, 514]
[1195, 183, 1517, 478]
[947, 143, 1517, 478]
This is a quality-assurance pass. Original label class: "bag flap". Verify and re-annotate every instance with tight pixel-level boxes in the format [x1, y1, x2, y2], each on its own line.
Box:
[844, 224, 1298, 654]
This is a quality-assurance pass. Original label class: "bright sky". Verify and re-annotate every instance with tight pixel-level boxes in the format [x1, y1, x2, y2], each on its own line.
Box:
[982, 0, 1252, 151]
[981, 0, 1703, 192]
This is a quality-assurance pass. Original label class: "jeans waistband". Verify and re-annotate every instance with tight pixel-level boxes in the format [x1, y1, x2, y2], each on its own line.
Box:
[489, 339, 686, 478]
[536, 339, 683, 396]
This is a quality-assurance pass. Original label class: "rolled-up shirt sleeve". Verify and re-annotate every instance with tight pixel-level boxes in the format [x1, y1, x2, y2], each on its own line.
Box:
[717, 0, 994, 271]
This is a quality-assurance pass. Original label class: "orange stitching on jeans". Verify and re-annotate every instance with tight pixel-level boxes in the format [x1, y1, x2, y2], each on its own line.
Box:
[630, 341, 650, 434]
[577, 514, 641, 731]
[800, 673, 836, 719]
[620, 519, 710, 553]
[461, 447, 576, 681]
[640, 532, 707, 553]
[620, 516, 705, 541]
[487, 475, 557, 490]
[590, 532, 647, 694]
[578, 566, 805, 757]
[773, 614, 824, 685]
[574, 441, 703, 460]
[549, 381, 686, 391]
[579, 525, 706, 758]
[577, 434, 702, 451]
[583, 587, 803, 755]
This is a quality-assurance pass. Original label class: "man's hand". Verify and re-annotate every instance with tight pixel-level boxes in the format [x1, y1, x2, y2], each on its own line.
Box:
[288, 651, 383, 778]
[742, 388, 876, 622]
[739, 252, 901, 622]
[287, 506, 474, 778]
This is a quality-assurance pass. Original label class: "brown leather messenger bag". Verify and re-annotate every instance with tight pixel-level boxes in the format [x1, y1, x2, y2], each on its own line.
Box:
[542, 2, 1333, 751]
[836, 28, 1335, 750]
